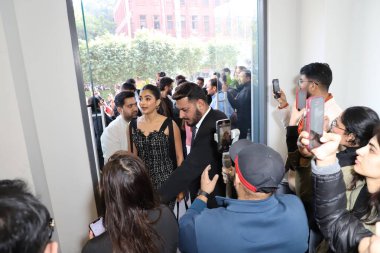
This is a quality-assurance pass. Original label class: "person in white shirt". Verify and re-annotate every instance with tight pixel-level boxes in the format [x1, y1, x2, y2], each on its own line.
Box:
[275, 62, 342, 129]
[274, 62, 343, 252]
[101, 91, 138, 163]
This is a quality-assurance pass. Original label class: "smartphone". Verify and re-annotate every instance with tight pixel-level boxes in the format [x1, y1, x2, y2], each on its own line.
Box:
[89, 217, 106, 237]
[272, 79, 281, 99]
[304, 96, 324, 150]
[222, 152, 233, 198]
[216, 119, 232, 153]
[296, 88, 307, 110]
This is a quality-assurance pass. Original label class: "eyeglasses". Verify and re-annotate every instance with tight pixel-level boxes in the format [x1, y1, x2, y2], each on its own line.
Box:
[48, 218, 55, 240]
[298, 79, 318, 87]
[330, 118, 346, 132]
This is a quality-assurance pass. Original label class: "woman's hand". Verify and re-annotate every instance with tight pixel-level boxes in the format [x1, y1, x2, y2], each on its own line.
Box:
[222, 166, 235, 184]
[310, 132, 341, 166]
[359, 223, 380, 253]
[297, 131, 314, 158]
[176, 192, 185, 202]
[88, 230, 94, 240]
[200, 165, 219, 194]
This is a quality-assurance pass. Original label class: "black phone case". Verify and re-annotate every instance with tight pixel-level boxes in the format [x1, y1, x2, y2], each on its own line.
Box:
[272, 79, 281, 99]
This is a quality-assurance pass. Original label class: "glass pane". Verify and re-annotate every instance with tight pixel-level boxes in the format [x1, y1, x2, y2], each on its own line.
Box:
[73, 0, 260, 170]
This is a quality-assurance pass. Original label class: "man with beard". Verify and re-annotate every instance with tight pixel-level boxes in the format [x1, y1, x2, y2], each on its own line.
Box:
[159, 76, 175, 118]
[229, 69, 252, 139]
[275, 63, 342, 251]
[101, 91, 138, 163]
[276, 62, 342, 131]
[158, 82, 227, 207]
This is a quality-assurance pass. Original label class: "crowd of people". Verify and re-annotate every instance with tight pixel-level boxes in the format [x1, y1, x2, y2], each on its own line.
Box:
[2, 63, 380, 253]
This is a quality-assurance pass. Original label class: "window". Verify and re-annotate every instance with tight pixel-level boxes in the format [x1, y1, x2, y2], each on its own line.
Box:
[154, 15, 160, 29]
[204, 16, 209, 34]
[139, 15, 147, 28]
[71, 0, 264, 190]
[181, 15, 186, 31]
[167, 15, 173, 30]
[191, 15, 198, 30]
[226, 16, 231, 35]
[237, 16, 243, 36]
[215, 17, 221, 33]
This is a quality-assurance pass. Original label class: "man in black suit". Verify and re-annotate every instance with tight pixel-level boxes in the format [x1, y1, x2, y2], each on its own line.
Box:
[158, 82, 227, 207]
[230, 69, 252, 139]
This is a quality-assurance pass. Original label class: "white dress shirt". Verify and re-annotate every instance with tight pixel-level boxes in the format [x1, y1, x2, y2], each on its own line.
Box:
[194, 106, 211, 138]
[100, 115, 129, 162]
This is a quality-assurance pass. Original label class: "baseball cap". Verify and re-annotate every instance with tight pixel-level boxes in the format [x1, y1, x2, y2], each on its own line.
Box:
[229, 140, 285, 192]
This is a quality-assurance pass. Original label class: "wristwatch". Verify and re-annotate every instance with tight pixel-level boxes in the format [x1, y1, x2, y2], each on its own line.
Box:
[197, 189, 210, 199]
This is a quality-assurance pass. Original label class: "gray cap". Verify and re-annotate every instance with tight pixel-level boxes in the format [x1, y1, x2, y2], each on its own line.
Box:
[229, 140, 285, 192]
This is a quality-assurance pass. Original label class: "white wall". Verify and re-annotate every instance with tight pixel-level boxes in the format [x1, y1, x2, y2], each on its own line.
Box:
[0, 12, 35, 190]
[267, 0, 380, 156]
[267, 0, 300, 158]
[0, 0, 97, 252]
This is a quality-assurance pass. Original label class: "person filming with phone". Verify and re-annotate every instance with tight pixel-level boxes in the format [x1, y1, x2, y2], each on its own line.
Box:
[82, 151, 178, 253]
[299, 123, 380, 253]
[179, 140, 309, 253]
[275, 63, 342, 131]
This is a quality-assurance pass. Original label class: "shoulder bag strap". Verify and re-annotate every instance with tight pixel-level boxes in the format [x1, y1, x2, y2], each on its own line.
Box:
[167, 118, 177, 169]
[129, 119, 137, 153]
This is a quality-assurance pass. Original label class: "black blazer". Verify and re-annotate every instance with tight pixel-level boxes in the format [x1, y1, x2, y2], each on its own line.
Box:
[158, 108, 227, 207]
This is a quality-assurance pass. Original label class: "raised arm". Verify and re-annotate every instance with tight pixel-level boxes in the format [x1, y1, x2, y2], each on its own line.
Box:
[299, 132, 373, 252]
[173, 120, 184, 167]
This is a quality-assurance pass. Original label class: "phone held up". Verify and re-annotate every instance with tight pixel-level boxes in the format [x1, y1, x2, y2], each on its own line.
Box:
[89, 217, 106, 237]
[296, 88, 307, 111]
[272, 79, 281, 99]
[216, 119, 232, 153]
[304, 96, 324, 151]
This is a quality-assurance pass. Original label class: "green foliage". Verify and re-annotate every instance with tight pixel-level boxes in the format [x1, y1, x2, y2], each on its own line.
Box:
[74, 0, 244, 90]
[176, 40, 204, 78]
[126, 31, 177, 80]
[79, 34, 130, 85]
[74, 0, 116, 41]
[79, 30, 240, 87]
[206, 41, 239, 71]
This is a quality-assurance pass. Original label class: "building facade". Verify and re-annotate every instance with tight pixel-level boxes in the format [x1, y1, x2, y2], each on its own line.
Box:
[113, 0, 228, 40]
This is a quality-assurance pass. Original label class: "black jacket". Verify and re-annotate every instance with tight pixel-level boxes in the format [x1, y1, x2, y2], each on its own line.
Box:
[158, 108, 227, 207]
[82, 205, 178, 253]
[313, 170, 372, 252]
[229, 82, 251, 139]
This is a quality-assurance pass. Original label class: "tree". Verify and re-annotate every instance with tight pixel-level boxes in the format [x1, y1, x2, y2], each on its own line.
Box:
[78, 30, 240, 86]
[175, 40, 204, 78]
[205, 41, 239, 71]
[126, 30, 177, 80]
[74, 0, 116, 41]
[79, 34, 130, 86]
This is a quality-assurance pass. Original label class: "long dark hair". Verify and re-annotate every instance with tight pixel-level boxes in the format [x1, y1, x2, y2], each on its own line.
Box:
[358, 124, 380, 225]
[341, 106, 380, 147]
[346, 107, 380, 191]
[101, 151, 161, 253]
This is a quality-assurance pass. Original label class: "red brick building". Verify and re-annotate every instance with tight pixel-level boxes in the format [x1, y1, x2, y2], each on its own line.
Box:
[114, 0, 231, 40]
